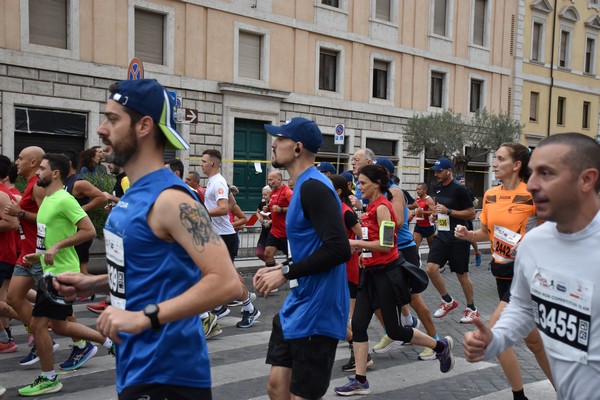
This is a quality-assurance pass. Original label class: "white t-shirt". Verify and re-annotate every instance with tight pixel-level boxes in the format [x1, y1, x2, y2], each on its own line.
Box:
[485, 210, 600, 400]
[204, 173, 235, 235]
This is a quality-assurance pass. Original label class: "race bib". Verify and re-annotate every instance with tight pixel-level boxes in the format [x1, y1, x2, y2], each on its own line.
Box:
[36, 223, 47, 254]
[492, 225, 522, 263]
[104, 230, 126, 310]
[531, 268, 593, 364]
[437, 214, 450, 231]
[361, 227, 372, 258]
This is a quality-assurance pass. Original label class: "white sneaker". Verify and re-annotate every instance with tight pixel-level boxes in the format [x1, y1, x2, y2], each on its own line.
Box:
[459, 308, 480, 324]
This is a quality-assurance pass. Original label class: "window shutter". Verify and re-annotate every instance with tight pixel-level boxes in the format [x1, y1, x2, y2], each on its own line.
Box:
[530, 93, 538, 121]
[433, 0, 447, 36]
[238, 32, 261, 80]
[532, 23, 541, 61]
[376, 0, 391, 21]
[29, 0, 67, 49]
[135, 9, 164, 65]
[473, 0, 485, 46]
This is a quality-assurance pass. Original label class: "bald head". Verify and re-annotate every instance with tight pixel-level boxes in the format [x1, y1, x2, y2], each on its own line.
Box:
[267, 170, 283, 190]
[16, 146, 45, 178]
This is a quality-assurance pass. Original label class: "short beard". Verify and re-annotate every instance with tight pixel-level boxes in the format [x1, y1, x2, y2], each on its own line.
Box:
[111, 127, 138, 167]
[271, 160, 284, 169]
[36, 177, 51, 188]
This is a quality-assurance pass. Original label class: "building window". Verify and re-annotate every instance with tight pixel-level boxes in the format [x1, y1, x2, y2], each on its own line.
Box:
[321, 0, 339, 7]
[319, 49, 338, 92]
[375, 0, 391, 22]
[583, 101, 591, 129]
[530, 92, 539, 122]
[433, 0, 448, 36]
[472, 0, 486, 46]
[469, 79, 483, 112]
[531, 22, 543, 62]
[557, 97, 566, 126]
[366, 138, 397, 158]
[372, 60, 389, 99]
[14, 107, 86, 155]
[238, 31, 262, 80]
[585, 37, 596, 74]
[559, 30, 570, 68]
[28, 0, 67, 49]
[135, 8, 165, 65]
[430, 72, 445, 108]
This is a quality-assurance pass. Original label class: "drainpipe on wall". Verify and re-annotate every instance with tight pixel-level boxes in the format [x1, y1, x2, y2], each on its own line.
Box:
[547, 0, 558, 137]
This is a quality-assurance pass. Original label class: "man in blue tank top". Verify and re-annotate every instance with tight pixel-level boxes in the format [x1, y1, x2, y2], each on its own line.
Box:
[254, 117, 351, 399]
[53, 79, 244, 400]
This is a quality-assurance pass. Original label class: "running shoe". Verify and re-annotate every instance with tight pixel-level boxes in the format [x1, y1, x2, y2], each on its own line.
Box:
[59, 341, 98, 371]
[459, 307, 480, 324]
[433, 299, 458, 318]
[475, 252, 482, 267]
[0, 338, 17, 353]
[435, 336, 455, 373]
[373, 334, 403, 353]
[226, 300, 244, 307]
[19, 342, 60, 366]
[18, 374, 62, 397]
[213, 306, 230, 319]
[86, 300, 110, 314]
[418, 346, 436, 361]
[334, 377, 371, 396]
[236, 308, 261, 328]
[108, 344, 116, 357]
[202, 313, 222, 339]
[0, 385, 5, 396]
[342, 353, 373, 372]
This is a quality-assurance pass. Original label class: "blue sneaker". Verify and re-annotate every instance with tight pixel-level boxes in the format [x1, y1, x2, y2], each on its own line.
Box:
[213, 306, 230, 320]
[435, 336, 455, 373]
[475, 252, 482, 266]
[19, 342, 60, 366]
[59, 341, 98, 371]
[334, 377, 371, 396]
[236, 308, 261, 328]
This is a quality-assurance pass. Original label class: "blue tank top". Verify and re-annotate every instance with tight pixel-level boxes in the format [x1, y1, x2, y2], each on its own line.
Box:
[104, 168, 210, 392]
[280, 167, 349, 340]
[390, 183, 416, 249]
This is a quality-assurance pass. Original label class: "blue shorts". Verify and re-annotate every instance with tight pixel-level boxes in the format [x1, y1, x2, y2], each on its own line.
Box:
[12, 263, 44, 285]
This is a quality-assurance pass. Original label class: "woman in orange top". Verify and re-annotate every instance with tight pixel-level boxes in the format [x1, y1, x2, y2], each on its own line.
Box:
[455, 143, 554, 398]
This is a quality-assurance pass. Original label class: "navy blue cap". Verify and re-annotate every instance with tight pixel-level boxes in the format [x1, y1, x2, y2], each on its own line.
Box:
[432, 158, 453, 171]
[373, 158, 395, 176]
[109, 79, 188, 150]
[264, 117, 322, 153]
[341, 171, 354, 182]
[316, 161, 336, 174]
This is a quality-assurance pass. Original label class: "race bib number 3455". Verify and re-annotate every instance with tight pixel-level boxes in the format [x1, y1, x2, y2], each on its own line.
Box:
[531, 268, 593, 363]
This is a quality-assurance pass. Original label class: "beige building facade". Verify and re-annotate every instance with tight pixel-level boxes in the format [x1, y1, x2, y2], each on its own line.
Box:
[0, 0, 516, 209]
[515, 0, 600, 147]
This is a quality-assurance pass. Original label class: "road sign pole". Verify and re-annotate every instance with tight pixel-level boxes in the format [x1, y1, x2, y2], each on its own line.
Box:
[336, 145, 341, 174]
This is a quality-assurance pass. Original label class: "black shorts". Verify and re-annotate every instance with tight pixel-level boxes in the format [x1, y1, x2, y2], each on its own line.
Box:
[32, 283, 73, 320]
[496, 278, 512, 303]
[74, 238, 94, 263]
[414, 225, 436, 238]
[399, 245, 420, 267]
[266, 313, 338, 399]
[265, 233, 289, 256]
[220, 233, 239, 262]
[427, 237, 470, 274]
[119, 384, 211, 400]
[0, 261, 14, 284]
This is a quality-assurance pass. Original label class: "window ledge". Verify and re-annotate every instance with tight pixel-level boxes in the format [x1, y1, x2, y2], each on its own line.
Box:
[428, 34, 452, 42]
[315, 3, 348, 15]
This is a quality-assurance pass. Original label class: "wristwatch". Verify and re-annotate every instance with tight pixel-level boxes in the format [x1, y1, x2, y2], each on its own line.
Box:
[143, 303, 161, 331]
[447, 209, 453, 216]
[281, 261, 293, 279]
[17, 211, 25, 218]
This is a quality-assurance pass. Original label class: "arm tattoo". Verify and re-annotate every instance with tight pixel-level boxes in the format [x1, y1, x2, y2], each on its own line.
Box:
[179, 203, 221, 252]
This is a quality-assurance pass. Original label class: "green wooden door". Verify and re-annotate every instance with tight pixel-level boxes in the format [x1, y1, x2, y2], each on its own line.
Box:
[233, 119, 268, 211]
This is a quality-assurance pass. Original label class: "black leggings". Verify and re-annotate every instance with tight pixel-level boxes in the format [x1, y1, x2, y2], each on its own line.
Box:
[352, 268, 414, 343]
